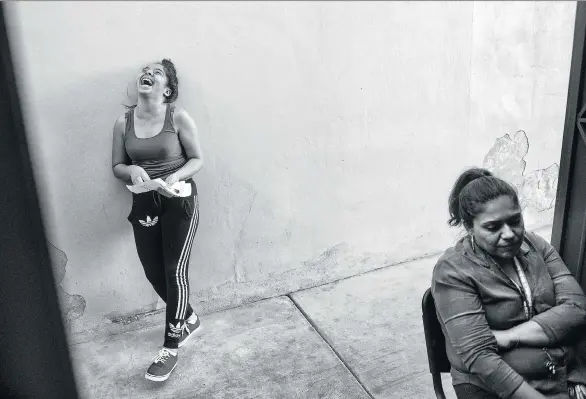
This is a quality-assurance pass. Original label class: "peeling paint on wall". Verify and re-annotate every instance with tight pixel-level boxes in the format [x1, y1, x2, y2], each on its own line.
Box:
[48, 242, 86, 321]
[483, 130, 529, 187]
[518, 164, 559, 211]
[483, 130, 559, 227]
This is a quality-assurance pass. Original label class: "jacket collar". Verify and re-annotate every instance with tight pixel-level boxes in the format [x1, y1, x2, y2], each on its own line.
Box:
[461, 235, 531, 270]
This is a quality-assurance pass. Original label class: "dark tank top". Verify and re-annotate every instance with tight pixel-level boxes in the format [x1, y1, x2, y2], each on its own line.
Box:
[124, 104, 187, 180]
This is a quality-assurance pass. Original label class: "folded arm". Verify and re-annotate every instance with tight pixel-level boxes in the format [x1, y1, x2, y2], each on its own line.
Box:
[492, 321, 550, 349]
[522, 234, 586, 345]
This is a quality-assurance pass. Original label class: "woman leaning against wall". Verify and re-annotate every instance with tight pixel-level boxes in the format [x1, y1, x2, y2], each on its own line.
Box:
[111, 59, 203, 382]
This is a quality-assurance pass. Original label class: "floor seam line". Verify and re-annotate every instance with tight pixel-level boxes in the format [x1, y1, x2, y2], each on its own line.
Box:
[286, 294, 375, 399]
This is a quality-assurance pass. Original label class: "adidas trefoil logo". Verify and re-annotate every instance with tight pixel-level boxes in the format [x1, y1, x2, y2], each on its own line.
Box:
[139, 215, 158, 227]
[169, 322, 183, 334]
[167, 321, 183, 339]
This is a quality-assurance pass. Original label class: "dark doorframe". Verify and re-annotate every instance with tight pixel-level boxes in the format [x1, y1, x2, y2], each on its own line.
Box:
[0, 4, 79, 398]
[551, 2, 586, 291]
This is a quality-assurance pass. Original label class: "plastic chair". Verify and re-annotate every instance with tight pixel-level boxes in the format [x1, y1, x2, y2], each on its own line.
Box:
[422, 288, 451, 399]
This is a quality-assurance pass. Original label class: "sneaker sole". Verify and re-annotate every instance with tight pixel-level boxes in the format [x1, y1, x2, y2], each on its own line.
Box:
[178, 323, 203, 348]
[145, 362, 177, 382]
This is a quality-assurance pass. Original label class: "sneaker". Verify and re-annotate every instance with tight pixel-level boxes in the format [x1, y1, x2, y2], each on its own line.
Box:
[178, 314, 201, 348]
[145, 347, 178, 382]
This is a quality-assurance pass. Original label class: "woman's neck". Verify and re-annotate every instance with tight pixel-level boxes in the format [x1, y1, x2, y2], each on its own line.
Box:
[493, 255, 516, 269]
[474, 243, 517, 268]
[136, 97, 166, 118]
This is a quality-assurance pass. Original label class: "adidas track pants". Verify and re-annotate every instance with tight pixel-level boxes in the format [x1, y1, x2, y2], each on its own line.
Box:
[127, 179, 200, 349]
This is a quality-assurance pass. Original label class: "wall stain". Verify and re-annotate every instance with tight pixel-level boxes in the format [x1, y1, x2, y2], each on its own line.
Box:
[300, 242, 349, 269]
[483, 130, 559, 214]
[48, 242, 86, 322]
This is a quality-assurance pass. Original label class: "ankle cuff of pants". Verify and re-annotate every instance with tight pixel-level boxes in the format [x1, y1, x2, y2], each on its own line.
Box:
[163, 335, 180, 349]
[163, 342, 179, 349]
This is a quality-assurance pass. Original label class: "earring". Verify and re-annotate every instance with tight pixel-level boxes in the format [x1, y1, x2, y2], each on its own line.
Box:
[470, 234, 476, 251]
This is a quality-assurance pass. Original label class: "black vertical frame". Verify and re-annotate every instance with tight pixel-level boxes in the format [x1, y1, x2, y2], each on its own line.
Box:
[551, 2, 586, 290]
[0, 4, 79, 398]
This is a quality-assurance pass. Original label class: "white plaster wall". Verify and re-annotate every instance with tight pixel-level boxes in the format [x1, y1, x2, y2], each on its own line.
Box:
[4, 2, 576, 338]
[467, 1, 575, 228]
[468, 2, 575, 171]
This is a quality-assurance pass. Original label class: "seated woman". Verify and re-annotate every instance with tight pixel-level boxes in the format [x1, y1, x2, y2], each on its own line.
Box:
[432, 167, 586, 399]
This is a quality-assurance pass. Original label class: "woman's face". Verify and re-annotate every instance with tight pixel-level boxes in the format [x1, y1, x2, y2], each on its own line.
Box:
[136, 62, 170, 100]
[470, 195, 525, 259]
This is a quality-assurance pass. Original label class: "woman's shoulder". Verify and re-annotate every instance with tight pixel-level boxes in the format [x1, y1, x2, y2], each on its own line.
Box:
[113, 113, 128, 135]
[171, 106, 191, 119]
[116, 112, 127, 123]
[523, 230, 554, 255]
[523, 230, 547, 244]
[433, 241, 469, 280]
[116, 105, 135, 122]
[171, 106, 197, 130]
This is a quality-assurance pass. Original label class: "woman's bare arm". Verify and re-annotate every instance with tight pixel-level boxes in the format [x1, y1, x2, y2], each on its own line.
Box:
[111, 115, 149, 184]
[164, 108, 203, 185]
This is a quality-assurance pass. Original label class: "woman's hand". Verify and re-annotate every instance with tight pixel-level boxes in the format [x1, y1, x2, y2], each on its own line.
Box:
[165, 173, 179, 187]
[128, 165, 150, 185]
[492, 329, 519, 350]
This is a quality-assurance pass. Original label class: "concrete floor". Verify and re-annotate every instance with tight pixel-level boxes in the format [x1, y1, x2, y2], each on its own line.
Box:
[69, 228, 553, 398]
[292, 255, 458, 399]
[71, 297, 371, 399]
[70, 253, 459, 399]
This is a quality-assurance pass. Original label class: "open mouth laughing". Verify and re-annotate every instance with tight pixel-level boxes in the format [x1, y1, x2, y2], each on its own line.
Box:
[140, 75, 154, 87]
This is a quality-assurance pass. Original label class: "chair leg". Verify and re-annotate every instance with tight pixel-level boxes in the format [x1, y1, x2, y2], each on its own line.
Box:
[432, 372, 447, 399]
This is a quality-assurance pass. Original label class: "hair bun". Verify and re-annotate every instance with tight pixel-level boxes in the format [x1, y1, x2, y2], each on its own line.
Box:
[460, 168, 493, 188]
[448, 167, 505, 228]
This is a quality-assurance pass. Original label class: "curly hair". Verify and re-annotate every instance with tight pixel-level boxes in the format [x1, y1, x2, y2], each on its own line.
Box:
[161, 58, 179, 103]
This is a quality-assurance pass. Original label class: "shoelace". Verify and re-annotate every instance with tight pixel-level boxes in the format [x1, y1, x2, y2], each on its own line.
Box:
[153, 348, 174, 364]
[183, 317, 197, 334]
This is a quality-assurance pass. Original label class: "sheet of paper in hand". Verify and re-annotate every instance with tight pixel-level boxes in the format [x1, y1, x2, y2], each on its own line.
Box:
[126, 179, 192, 197]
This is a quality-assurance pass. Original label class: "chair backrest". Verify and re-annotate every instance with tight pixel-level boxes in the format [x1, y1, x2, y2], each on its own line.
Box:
[421, 288, 451, 374]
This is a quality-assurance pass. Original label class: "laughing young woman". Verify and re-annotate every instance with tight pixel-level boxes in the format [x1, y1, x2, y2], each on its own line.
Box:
[111, 59, 203, 382]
